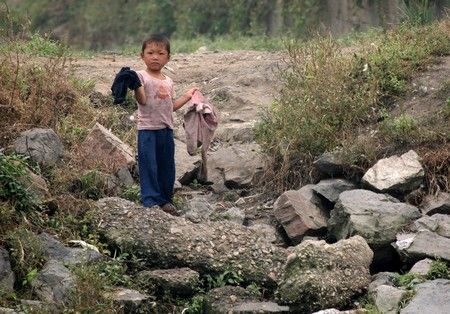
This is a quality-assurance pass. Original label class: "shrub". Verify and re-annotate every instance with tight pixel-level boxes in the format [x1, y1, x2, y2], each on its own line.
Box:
[0, 154, 42, 211]
[380, 114, 419, 144]
[255, 20, 450, 192]
[6, 228, 46, 289]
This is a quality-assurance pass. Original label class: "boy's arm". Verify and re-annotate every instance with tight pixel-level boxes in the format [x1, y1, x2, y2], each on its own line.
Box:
[173, 88, 197, 111]
[134, 86, 146, 105]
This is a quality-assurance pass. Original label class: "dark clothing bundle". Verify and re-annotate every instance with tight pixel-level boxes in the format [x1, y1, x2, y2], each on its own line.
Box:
[111, 67, 142, 104]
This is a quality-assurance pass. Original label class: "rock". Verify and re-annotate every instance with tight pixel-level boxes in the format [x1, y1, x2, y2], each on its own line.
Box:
[393, 231, 450, 263]
[312, 151, 345, 177]
[368, 272, 396, 293]
[94, 197, 287, 285]
[312, 178, 356, 205]
[106, 288, 152, 313]
[412, 214, 450, 238]
[0, 247, 15, 296]
[212, 207, 245, 225]
[0, 308, 22, 314]
[204, 286, 289, 313]
[31, 260, 75, 305]
[116, 166, 135, 187]
[371, 284, 407, 314]
[78, 122, 135, 172]
[328, 189, 421, 249]
[136, 267, 200, 297]
[215, 122, 255, 143]
[38, 232, 104, 266]
[174, 138, 201, 185]
[273, 185, 328, 245]
[207, 143, 263, 190]
[409, 258, 434, 276]
[400, 279, 450, 314]
[312, 310, 366, 314]
[420, 192, 450, 215]
[231, 302, 290, 313]
[183, 196, 215, 223]
[362, 150, 424, 194]
[16, 166, 50, 200]
[276, 236, 373, 312]
[13, 128, 64, 167]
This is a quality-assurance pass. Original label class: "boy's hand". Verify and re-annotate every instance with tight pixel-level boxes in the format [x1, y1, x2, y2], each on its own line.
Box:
[184, 87, 199, 99]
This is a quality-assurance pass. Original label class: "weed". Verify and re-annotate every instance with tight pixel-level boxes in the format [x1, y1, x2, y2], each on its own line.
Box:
[427, 259, 450, 280]
[380, 113, 419, 144]
[183, 295, 207, 314]
[393, 272, 424, 289]
[120, 185, 141, 202]
[189, 179, 204, 190]
[0, 154, 42, 211]
[246, 283, 262, 296]
[400, 0, 434, 26]
[6, 228, 46, 289]
[205, 270, 244, 290]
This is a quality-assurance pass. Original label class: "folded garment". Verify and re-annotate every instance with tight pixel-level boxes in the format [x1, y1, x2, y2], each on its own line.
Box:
[111, 67, 142, 104]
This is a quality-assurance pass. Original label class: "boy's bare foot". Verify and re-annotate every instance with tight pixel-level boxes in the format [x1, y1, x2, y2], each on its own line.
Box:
[161, 203, 181, 216]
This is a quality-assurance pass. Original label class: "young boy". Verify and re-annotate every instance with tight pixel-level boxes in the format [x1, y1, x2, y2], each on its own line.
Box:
[134, 33, 196, 215]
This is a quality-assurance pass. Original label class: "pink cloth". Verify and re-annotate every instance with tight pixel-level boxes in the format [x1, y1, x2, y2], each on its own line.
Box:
[136, 70, 174, 130]
[183, 90, 219, 181]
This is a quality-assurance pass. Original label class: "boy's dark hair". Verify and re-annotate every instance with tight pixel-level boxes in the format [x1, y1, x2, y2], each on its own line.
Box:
[141, 33, 170, 55]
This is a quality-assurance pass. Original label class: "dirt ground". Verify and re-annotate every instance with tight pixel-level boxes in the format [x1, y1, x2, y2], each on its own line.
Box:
[71, 49, 284, 129]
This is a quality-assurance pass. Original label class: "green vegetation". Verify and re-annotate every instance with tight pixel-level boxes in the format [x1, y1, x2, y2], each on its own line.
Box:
[255, 20, 450, 191]
[0, 154, 42, 211]
[427, 259, 450, 280]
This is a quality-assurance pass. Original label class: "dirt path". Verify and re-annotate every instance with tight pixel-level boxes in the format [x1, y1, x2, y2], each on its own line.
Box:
[71, 50, 284, 129]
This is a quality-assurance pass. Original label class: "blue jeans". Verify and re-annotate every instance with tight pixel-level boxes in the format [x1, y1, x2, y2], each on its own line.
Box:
[138, 128, 175, 207]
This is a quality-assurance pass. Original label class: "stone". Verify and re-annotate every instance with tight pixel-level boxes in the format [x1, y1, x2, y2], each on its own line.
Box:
[207, 143, 263, 190]
[0, 247, 15, 296]
[276, 236, 373, 312]
[400, 279, 450, 314]
[13, 128, 64, 167]
[312, 151, 346, 177]
[31, 260, 75, 305]
[79, 122, 135, 172]
[38, 232, 104, 266]
[94, 197, 287, 285]
[328, 189, 421, 249]
[273, 185, 328, 244]
[393, 231, 450, 263]
[420, 192, 450, 215]
[412, 214, 450, 238]
[371, 284, 407, 314]
[174, 138, 201, 185]
[312, 178, 356, 204]
[409, 258, 434, 276]
[106, 288, 152, 313]
[362, 150, 424, 193]
[136, 267, 200, 297]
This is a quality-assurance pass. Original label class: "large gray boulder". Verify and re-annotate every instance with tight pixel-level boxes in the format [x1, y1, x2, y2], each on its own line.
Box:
[273, 185, 328, 245]
[312, 179, 356, 205]
[0, 247, 15, 296]
[400, 279, 450, 314]
[420, 192, 450, 215]
[276, 236, 373, 313]
[31, 260, 75, 305]
[207, 143, 263, 191]
[371, 284, 407, 314]
[362, 150, 424, 194]
[393, 231, 450, 263]
[13, 128, 64, 167]
[94, 197, 287, 285]
[38, 232, 104, 266]
[412, 214, 450, 238]
[328, 189, 421, 249]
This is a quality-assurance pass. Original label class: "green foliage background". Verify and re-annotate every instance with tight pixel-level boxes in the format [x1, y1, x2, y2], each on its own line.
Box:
[3, 0, 449, 50]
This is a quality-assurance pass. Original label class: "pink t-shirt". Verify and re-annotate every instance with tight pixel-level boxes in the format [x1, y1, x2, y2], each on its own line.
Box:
[136, 70, 174, 130]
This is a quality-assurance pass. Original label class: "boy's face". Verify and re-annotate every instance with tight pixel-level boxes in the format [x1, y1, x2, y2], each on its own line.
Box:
[141, 42, 170, 72]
